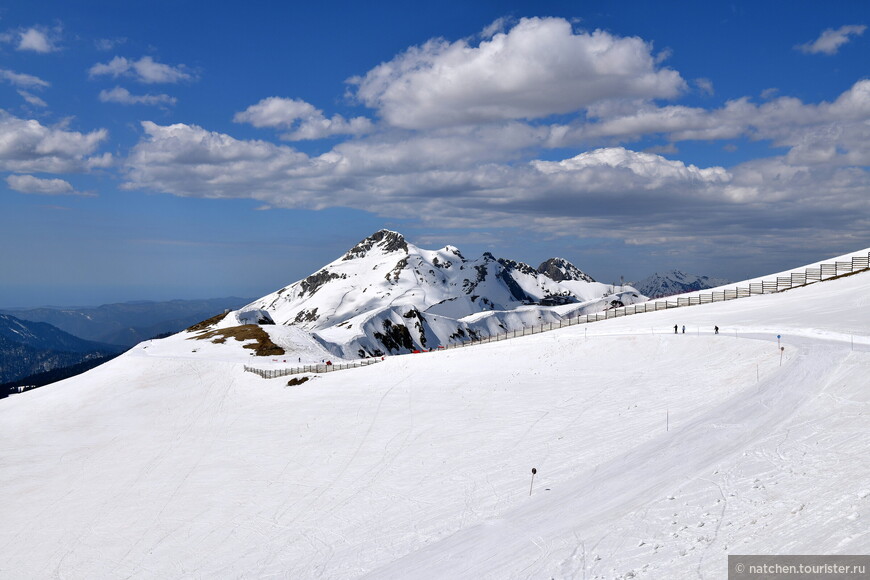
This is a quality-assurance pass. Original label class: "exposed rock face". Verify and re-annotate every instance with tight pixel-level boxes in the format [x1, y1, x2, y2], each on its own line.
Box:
[342, 230, 408, 261]
[235, 310, 275, 325]
[299, 270, 345, 297]
[537, 258, 596, 283]
[373, 319, 415, 353]
[496, 267, 534, 303]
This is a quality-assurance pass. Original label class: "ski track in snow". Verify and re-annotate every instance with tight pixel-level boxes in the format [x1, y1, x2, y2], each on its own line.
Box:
[365, 290, 869, 578]
[0, 271, 869, 578]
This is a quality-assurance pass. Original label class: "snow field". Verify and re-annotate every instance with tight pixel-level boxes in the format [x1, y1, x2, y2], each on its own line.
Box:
[0, 272, 868, 578]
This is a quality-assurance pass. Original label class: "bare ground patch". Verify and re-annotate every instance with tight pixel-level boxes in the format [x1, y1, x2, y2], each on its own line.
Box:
[190, 324, 285, 356]
[186, 312, 229, 332]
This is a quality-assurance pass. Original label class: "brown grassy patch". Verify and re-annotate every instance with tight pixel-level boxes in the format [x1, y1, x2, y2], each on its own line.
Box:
[186, 312, 229, 332]
[190, 324, 285, 356]
[287, 376, 310, 386]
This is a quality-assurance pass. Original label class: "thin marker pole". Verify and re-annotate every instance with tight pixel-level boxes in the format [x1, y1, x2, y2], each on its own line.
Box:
[529, 468, 537, 496]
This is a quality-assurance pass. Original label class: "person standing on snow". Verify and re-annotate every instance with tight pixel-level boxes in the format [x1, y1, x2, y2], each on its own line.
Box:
[714, 326, 719, 334]
[682, 325, 686, 334]
[674, 324, 678, 334]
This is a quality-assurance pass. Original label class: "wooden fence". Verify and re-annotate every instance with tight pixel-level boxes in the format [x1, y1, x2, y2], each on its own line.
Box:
[244, 358, 382, 379]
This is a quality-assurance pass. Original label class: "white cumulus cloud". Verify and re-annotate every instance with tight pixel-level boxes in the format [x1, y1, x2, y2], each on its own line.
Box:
[0, 68, 50, 89]
[9, 26, 62, 53]
[234, 97, 372, 140]
[694, 78, 714, 96]
[121, 117, 870, 256]
[350, 17, 686, 129]
[99, 86, 177, 106]
[124, 121, 310, 200]
[532, 147, 730, 186]
[106, 19, 870, 260]
[547, 79, 870, 168]
[95, 37, 126, 51]
[796, 24, 867, 55]
[0, 112, 109, 173]
[124, 122, 736, 222]
[5, 174, 92, 196]
[89, 56, 193, 84]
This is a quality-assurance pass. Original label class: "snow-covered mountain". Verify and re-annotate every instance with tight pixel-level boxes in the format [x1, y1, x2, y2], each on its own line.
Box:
[228, 230, 643, 357]
[633, 269, 730, 298]
[2, 248, 868, 578]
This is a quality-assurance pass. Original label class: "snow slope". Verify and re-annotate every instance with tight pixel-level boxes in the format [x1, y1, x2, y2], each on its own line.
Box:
[0, 264, 868, 579]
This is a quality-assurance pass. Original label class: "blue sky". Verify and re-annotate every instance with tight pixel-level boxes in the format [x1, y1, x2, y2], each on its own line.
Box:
[1, 1, 869, 307]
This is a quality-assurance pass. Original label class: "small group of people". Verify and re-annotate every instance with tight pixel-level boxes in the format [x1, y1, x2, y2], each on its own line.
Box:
[674, 325, 719, 334]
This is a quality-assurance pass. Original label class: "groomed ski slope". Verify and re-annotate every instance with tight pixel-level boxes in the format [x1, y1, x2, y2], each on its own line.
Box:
[1, 271, 868, 579]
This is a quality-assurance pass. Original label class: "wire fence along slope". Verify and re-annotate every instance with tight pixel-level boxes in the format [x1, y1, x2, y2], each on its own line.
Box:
[244, 358, 382, 379]
[245, 252, 870, 379]
[441, 252, 870, 348]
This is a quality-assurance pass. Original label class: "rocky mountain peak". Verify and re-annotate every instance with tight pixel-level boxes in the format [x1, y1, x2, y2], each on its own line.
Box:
[537, 258, 596, 283]
[632, 270, 730, 299]
[497, 258, 538, 277]
[342, 230, 408, 261]
[442, 245, 465, 260]
[240, 230, 643, 356]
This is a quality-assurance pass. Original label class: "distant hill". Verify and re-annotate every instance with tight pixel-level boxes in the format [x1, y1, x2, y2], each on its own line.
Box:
[0, 314, 124, 385]
[1, 297, 253, 347]
[1, 352, 121, 399]
[632, 270, 730, 299]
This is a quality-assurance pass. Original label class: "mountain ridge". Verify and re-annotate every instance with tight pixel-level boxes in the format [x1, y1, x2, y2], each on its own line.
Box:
[0, 313, 124, 385]
[632, 269, 730, 299]
[213, 230, 644, 358]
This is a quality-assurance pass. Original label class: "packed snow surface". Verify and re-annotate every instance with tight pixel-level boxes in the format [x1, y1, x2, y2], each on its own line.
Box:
[1, 265, 869, 578]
